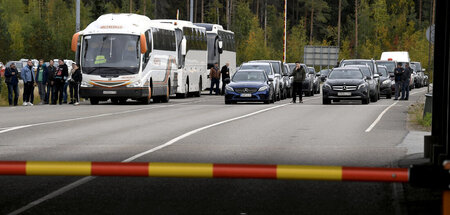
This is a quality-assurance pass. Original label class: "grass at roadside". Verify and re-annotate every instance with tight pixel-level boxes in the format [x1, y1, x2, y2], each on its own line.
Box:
[408, 102, 432, 131]
[0, 78, 42, 106]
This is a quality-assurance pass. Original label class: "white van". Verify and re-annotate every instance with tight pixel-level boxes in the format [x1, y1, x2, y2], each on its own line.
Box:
[380, 51, 410, 64]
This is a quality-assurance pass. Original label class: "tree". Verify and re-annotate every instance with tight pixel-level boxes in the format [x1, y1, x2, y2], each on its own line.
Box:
[287, 20, 307, 62]
[0, 9, 12, 62]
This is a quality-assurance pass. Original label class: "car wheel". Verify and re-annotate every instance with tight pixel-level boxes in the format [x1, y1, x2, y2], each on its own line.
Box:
[322, 97, 331, 105]
[177, 82, 189, 98]
[386, 91, 392, 99]
[370, 92, 377, 102]
[362, 98, 369, 104]
[90, 98, 99, 105]
[225, 100, 232, 104]
[277, 90, 281, 101]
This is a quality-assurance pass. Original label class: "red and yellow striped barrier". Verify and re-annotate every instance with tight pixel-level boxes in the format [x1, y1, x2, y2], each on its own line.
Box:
[0, 161, 409, 182]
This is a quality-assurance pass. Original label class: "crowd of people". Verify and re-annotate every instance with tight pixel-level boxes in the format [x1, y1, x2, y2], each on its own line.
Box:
[3, 59, 82, 106]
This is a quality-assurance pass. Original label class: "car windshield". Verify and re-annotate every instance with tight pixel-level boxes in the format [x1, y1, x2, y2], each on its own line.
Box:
[232, 71, 267, 82]
[82, 34, 141, 75]
[344, 66, 371, 77]
[329, 69, 363, 79]
[377, 67, 388, 76]
[320, 69, 330, 76]
[412, 63, 422, 71]
[240, 64, 273, 76]
[342, 60, 374, 73]
[376, 61, 396, 72]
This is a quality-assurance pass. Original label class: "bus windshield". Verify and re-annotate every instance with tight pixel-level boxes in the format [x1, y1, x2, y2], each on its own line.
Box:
[82, 34, 141, 75]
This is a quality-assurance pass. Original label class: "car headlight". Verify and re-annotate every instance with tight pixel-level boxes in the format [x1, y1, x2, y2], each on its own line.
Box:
[323, 84, 331, 89]
[225, 85, 234, 91]
[126, 80, 142, 88]
[358, 83, 367, 89]
[80, 81, 93, 88]
[258, 86, 269, 92]
[382, 79, 391, 85]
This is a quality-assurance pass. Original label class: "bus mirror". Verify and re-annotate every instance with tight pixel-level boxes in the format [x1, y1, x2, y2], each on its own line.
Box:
[140, 34, 147, 54]
[218, 40, 223, 54]
[71, 33, 80, 52]
[181, 36, 187, 56]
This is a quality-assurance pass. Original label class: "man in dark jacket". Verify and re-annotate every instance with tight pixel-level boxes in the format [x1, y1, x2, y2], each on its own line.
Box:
[393, 62, 404, 100]
[4, 63, 20, 106]
[46, 59, 56, 104]
[70, 63, 82, 105]
[401, 63, 412, 100]
[209, 62, 220, 95]
[220, 62, 230, 95]
[35, 59, 48, 105]
[54, 59, 68, 105]
[290, 61, 306, 103]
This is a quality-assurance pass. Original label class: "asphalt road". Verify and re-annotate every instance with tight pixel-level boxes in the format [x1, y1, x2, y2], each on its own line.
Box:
[0, 87, 433, 215]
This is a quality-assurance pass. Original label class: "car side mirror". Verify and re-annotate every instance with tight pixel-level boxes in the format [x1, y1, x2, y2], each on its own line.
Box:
[422, 68, 426, 72]
[316, 73, 321, 77]
[321, 76, 326, 82]
[373, 74, 380, 78]
[224, 78, 230, 84]
[366, 76, 372, 80]
[218, 39, 223, 54]
[268, 78, 274, 82]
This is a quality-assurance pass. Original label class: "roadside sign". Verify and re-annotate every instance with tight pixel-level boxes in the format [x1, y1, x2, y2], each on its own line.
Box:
[303, 46, 339, 68]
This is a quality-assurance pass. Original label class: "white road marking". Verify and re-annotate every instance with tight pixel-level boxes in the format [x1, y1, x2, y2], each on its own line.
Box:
[7, 103, 290, 215]
[365, 88, 428, 132]
[365, 101, 399, 132]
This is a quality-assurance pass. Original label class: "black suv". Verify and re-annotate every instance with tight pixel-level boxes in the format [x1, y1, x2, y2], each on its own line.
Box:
[322, 67, 371, 104]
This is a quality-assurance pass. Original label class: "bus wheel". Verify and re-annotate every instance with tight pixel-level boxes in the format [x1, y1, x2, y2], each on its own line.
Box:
[194, 79, 202, 97]
[90, 98, 99, 105]
[177, 82, 189, 98]
[119, 98, 127, 104]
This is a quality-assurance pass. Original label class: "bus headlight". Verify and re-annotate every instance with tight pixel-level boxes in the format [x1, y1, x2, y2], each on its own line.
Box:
[127, 80, 142, 88]
[81, 81, 93, 88]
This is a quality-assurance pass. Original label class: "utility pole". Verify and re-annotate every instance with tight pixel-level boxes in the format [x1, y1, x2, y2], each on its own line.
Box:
[130, 0, 132, 13]
[154, 0, 157, 18]
[190, 0, 194, 22]
[201, 0, 204, 22]
[264, 0, 267, 46]
[76, 0, 80, 32]
[309, 7, 314, 45]
[419, 0, 422, 26]
[355, 0, 358, 58]
[283, 0, 287, 62]
[226, 0, 230, 29]
[337, 0, 341, 47]
[216, 7, 219, 24]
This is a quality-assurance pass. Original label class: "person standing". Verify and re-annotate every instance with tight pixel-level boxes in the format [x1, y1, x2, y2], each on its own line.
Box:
[35, 59, 48, 105]
[290, 61, 306, 103]
[54, 59, 68, 105]
[46, 60, 56, 104]
[22, 60, 36, 106]
[4, 63, 20, 106]
[69, 63, 82, 105]
[209, 62, 220, 95]
[220, 63, 230, 95]
[393, 62, 404, 100]
[401, 63, 412, 100]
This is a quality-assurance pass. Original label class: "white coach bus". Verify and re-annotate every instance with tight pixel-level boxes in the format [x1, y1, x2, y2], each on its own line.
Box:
[71, 14, 205, 104]
[155, 20, 208, 97]
[194, 23, 236, 89]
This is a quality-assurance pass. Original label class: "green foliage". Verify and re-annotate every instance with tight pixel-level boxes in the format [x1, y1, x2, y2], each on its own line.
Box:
[287, 20, 307, 63]
[0, 8, 12, 62]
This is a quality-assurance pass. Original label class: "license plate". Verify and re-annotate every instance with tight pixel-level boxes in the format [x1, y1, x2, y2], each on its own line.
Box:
[338, 92, 352, 96]
[240, 93, 252, 98]
[103, 91, 117, 95]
